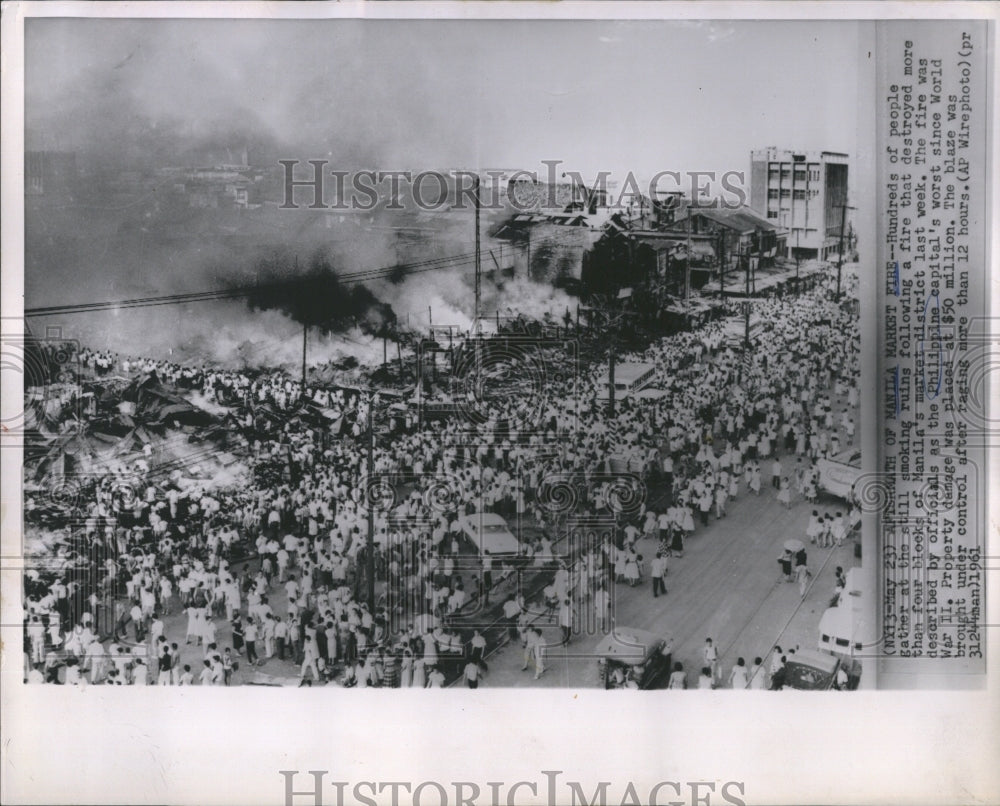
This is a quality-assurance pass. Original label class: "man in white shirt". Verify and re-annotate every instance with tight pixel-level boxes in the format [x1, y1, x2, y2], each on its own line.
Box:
[703, 637, 719, 684]
[650, 552, 667, 598]
[463, 660, 481, 689]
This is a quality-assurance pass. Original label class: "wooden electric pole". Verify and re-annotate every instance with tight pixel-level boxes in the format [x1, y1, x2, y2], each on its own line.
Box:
[834, 203, 856, 301]
[744, 243, 751, 350]
[795, 229, 801, 292]
[474, 174, 482, 332]
[684, 217, 692, 301]
[366, 391, 376, 613]
[301, 323, 307, 387]
[608, 333, 617, 419]
[718, 229, 726, 298]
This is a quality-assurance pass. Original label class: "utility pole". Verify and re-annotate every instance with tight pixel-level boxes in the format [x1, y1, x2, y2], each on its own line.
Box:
[684, 217, 692, 301]
[718, 229, 726, 298]
[474, 174, 482, 333]
[608, 332, 617, 419]
[834, 203, 856, 301]
[795, 229, 801, 291]
[366, 390, 376, 614]
[474, 174, 484, 399]
[301, 323, 307, 387]
[526, 227, 531, 276]
[744, 242, 751, 350]
[752, 227, 761, 296]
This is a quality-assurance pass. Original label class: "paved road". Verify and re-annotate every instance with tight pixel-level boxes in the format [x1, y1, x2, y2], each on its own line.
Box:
[469, 482, 858, 689]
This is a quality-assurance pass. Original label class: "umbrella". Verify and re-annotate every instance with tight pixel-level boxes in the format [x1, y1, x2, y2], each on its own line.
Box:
[784, 538, 805, 552]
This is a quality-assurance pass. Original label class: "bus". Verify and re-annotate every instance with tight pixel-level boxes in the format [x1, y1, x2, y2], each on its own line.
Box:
[600, 362, 658, 400]
[721, 314, 766, 349]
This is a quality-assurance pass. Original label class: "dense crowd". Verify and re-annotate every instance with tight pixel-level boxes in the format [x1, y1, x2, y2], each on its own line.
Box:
[23, 272, 860, 687]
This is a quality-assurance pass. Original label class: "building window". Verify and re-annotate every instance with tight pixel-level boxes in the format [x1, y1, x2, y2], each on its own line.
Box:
[780, 188, 791, 198]
[767, 210, 778, 219]
[768, 188, 779, 199]
[793, 189, 806, 200]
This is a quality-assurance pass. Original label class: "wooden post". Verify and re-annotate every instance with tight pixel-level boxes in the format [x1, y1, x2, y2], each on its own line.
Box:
[685, 217, 692, 301]
[302, 323, 307, 387]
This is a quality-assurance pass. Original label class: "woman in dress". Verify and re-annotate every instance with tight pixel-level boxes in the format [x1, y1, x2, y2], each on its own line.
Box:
[671, 514, 686, 558]
[411, 656, 426, 689]
[777, 477, 792, 509]
[642, 510, 658, 542]
[714, 484, 728, 518]
[624, 550, 640, 587]
[667, 662, 687, 690]
[698, 666, 714, 689]
[382, 650, 399, 689]
[614, 547, 627, 584]
[806, 510, 821, 545]
[399, 646, 413, 688]
[729, 657, 749, 689]
[422, 631, 438, 669]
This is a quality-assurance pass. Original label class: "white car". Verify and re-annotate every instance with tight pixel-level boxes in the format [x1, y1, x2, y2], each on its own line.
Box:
[458, 512, 520, 557]
[816, 447, 862, 501]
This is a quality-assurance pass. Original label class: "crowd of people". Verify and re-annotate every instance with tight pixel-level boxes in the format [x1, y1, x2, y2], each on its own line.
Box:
[23, 269, 860, 687]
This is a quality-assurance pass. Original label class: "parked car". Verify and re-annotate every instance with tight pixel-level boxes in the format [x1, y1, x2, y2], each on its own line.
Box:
[595, 627, 673, 689]
[782, 649, 842, 690]
[458, 512, 520, 557]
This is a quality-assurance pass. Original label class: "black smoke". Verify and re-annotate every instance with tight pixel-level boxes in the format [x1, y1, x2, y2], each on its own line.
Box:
[245, 250, 396, 336]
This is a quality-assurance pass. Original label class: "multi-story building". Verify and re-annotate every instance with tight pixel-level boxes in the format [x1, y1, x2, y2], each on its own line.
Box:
[749, 147, 849, 261]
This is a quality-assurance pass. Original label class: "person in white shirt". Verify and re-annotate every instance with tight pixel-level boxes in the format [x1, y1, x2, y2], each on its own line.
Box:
[650, 552, 667, 598]
[463, 660, 481, 689]
[728, 657, 749, 689]
[703, 638, 719, 684]
[698, 666, 713, 689]
[748, 657, 767, 689]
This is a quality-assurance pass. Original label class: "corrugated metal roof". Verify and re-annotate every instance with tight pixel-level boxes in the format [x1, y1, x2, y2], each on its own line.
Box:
[684, 206, 785, 234]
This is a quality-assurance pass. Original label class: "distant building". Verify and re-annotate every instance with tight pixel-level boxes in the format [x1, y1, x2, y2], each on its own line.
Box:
[673, 206, 787, 270]
[749, 147, 848, 261]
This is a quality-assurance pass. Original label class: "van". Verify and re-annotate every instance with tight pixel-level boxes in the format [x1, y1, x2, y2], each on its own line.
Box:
[816, 447, 862, 501]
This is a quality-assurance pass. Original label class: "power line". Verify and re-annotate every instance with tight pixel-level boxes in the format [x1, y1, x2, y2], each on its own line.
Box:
[25, 251, 480, 318]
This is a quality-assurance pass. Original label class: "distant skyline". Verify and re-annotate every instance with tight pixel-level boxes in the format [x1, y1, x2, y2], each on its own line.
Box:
[26, 19, 861, 182]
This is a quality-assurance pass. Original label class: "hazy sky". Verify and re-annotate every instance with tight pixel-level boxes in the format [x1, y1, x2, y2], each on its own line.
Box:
[26, 18, 861, 180]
